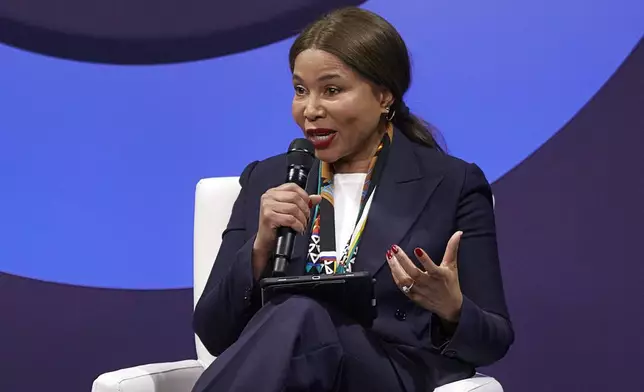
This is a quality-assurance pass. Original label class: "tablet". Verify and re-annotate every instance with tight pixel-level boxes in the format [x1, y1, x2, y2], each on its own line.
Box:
[260, 271, 377, 327]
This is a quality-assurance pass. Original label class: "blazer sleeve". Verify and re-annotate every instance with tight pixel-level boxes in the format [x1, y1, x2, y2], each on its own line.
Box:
[192, 160, 263, 356]
[430, 162, 514, 367]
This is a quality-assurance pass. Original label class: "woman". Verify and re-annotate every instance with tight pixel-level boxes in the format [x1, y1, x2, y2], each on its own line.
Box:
[192, 7, 513, 392]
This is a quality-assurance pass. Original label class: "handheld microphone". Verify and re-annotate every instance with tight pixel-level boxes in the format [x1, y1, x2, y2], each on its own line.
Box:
[272, 138, 315, 277]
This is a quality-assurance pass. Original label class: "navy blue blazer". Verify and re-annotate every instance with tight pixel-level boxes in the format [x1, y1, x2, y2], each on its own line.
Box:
[194, 129, 514, 386]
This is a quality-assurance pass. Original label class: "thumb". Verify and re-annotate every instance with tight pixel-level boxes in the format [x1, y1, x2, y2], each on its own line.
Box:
[309, 194, 323, 206]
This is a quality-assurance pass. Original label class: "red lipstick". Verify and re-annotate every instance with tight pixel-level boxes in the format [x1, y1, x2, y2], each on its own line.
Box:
[305, 128, 337, 150]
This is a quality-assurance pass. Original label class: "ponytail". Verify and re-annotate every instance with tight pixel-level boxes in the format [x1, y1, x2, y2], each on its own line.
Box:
[391, 101, 445, 152]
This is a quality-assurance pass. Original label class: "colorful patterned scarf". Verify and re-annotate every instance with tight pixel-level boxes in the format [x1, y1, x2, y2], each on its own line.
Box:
[305, 125, 393, 275]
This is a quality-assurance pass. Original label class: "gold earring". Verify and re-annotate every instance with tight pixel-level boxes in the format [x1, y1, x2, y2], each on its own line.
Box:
[384, 106, 396, 122]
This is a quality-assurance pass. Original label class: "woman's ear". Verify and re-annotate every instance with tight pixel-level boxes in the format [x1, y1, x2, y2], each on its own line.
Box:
[378, 89, 395, 113]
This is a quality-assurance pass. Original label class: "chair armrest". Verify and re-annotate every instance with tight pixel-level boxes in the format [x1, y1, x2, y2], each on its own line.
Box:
[434, 374, 503, 392]
[91, 360, 204, 392]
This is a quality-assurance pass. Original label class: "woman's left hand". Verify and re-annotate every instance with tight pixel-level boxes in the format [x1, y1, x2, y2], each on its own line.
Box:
[386, 231, 464, 323]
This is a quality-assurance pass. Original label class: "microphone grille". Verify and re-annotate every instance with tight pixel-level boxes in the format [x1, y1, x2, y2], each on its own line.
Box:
[287, 138, 315, 170]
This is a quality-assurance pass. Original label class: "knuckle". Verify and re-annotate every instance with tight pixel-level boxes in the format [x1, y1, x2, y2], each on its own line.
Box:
[285, 185, 300, 195]
[263, 210, 275, 222]
[288, 192, 301, 204]
[262, 192, 277, 205]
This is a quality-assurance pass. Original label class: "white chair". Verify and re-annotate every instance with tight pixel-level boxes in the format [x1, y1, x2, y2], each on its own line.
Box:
[92, 177, 503, 392]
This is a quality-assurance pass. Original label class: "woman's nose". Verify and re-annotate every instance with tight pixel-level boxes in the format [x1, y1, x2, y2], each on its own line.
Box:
[303, 96, 325, 119]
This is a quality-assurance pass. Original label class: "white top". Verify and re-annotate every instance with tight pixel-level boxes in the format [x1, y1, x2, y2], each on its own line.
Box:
[333, 173, 367, 257]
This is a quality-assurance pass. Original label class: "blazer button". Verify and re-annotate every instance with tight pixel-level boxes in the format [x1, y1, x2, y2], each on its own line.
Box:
[445, 350, 457, 358]
[394, 309, 407, 321]
[243, 287, 252, 302]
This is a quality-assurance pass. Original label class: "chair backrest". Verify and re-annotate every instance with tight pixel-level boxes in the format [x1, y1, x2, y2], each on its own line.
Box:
[193, 177, 241, 367]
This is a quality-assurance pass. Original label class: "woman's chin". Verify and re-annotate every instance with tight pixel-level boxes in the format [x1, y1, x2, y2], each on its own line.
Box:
[313, 149, 340, 164]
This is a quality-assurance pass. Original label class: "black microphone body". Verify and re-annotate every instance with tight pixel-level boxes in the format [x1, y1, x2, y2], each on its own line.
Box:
[272, 139, 315, 277]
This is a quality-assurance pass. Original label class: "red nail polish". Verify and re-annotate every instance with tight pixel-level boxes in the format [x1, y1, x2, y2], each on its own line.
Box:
[386, 250, 392, 259]
[414, 248, 423, 257]
[308, 200, 313, 208]
[392, 245, 399, 253]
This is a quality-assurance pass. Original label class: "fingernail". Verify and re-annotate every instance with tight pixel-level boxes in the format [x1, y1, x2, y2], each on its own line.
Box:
[392, 245, 399, 253]
[308, 200, 313, 208]
[386, 250, 392, 259]
[414, 248, 423, 257]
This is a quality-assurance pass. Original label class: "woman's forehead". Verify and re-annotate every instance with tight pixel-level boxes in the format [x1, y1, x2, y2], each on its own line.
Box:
[293, 50, 353, 79]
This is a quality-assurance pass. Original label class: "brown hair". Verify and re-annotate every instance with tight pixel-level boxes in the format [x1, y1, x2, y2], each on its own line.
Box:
[289, 7, 444, 151]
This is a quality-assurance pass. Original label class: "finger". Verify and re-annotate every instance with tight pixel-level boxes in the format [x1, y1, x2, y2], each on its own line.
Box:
[391, 246, 423, 280]
[271, 189, 310, 219]
[267, 210, 306, 234]
[441, 231, 463, 268]
[270, 201, 308, 229]
[277, 183, 311, 202]
[412, 247, 440, 274]
[386, 250, 415, 289]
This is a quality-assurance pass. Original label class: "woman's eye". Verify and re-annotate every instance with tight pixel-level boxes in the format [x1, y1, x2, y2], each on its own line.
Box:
[326, 87, 340, 95]
[294, 86, 306, 95]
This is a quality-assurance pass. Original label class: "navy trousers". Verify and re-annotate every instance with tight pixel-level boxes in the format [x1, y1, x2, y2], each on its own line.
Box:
[191, 295, 407, 392]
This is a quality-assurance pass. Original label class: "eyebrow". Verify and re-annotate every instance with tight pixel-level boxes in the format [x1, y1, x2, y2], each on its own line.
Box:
[292, 73, 343, 82]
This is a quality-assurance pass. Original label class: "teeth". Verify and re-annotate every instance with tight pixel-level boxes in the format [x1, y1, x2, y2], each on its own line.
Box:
[312, 134, 333, 141]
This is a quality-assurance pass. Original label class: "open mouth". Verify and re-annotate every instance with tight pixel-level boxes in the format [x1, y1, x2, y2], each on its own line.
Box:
[306, 129, 337, 149]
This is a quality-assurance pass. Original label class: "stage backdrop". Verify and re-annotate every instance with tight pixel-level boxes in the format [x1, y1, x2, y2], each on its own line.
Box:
[0, 0, 642, 390]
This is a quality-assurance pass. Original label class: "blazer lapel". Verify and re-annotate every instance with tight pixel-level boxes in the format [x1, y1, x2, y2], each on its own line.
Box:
[357, 131, 444, 277]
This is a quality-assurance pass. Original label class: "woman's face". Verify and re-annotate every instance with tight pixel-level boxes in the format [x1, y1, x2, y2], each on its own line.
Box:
[291, 49, 392, 172]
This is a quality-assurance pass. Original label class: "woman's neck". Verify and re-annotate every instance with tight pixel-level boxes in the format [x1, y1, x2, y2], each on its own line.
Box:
[333, 157, 372, 174]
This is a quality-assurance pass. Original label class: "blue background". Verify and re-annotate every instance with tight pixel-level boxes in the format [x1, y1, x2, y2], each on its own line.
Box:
[1, 0, 643, 289]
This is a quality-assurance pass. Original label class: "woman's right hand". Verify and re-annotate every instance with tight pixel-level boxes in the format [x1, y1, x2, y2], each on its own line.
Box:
[252, 183, 322, 280]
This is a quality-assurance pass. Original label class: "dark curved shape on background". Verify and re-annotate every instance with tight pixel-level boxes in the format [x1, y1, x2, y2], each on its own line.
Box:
[0, 273, 195, 391]
[485, 37, 644, 390]
[0, 0, 364, 64]
[0, 37, 642, 392]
